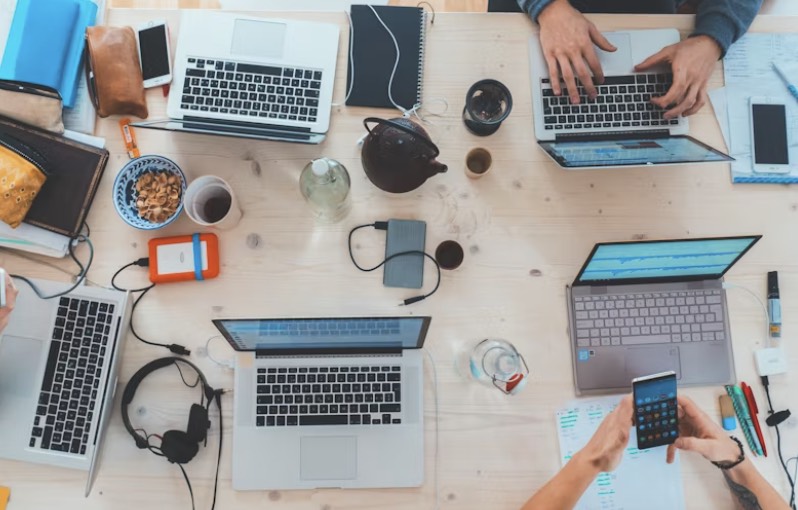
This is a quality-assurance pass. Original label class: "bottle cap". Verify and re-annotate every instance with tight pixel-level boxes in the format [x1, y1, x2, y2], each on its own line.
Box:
[311, 159, 331, 176]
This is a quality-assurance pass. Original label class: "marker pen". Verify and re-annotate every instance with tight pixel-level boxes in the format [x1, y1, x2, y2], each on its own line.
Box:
[768, 271, 781, 338]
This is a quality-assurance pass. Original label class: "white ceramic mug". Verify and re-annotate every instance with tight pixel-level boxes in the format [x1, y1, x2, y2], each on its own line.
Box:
[184, 176, 242, 230]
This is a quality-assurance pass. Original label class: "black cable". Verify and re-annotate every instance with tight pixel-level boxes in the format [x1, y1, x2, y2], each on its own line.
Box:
[112, 259, 190, 355]
[762, 376, 797, 509]
[177, 463, 196, 510]
[11, 234, 94, 300]
[348, 222, 441, 306]
[211, 390, 223, 510]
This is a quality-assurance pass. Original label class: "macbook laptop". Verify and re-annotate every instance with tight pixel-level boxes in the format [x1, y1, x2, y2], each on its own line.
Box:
[133, 11, 340, 144]
[528, 29, 733, 169]
[565, 236, 761, 394]
[0, 278, 131, 495]
[213, 316, 430, 490]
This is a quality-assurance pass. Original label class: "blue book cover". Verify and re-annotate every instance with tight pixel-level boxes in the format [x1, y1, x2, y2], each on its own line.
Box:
[0, 0, 97, 108]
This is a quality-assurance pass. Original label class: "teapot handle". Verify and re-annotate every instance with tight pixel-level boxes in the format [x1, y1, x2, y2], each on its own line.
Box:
[363, 117, 440, 158]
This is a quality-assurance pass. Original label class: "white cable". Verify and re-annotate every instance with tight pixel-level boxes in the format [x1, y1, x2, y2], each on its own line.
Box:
[723, 282, 771, 348]
[331, 10, 356, 107]
[422, 349, 440, 510]
[205, 335, 234, 370]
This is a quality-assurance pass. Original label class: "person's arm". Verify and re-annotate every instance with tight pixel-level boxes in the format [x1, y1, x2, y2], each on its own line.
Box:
[0, 271, 17, 333]
[692, 0, 763, 57]
[521, 396, 633, 510]
[516, 0, 556, 21]
[667, 395, 790, 510]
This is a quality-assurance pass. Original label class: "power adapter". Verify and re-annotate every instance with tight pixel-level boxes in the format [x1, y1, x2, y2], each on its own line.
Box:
[755, 347, 788, 377]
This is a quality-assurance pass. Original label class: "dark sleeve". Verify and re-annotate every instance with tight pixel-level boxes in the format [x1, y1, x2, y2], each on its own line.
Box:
[517, 0, 557, 21]
[692, 0, 762, 56]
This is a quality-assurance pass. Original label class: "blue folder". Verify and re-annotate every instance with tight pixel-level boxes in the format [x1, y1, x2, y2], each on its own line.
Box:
[0, 0, 98, 108]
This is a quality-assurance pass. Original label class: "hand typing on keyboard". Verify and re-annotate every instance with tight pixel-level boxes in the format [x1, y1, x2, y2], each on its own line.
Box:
[0, 269, 17, 333]
[537, 0, 616, 104]
[634, 36, 722, 119]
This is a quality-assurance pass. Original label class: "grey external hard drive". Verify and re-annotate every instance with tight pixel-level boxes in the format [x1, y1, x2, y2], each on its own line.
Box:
[383, 219, 426, 289]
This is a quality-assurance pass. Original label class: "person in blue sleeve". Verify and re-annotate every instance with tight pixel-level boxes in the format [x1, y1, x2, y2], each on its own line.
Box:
[518, 0, 762, 119]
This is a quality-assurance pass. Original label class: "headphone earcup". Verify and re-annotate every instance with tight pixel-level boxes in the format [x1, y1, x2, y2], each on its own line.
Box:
[186, 403, 210, 443]
[161, 430, 199, 464]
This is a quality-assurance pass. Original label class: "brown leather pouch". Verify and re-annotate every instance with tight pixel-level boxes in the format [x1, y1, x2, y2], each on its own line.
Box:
[0, 132, 48, 228]
[85, 26, 148, 119]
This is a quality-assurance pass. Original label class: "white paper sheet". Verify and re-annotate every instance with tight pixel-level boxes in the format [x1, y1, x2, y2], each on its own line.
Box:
[557, 396, 685, 510]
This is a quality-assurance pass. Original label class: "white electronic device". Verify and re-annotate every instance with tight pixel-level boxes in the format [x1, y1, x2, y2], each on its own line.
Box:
[755, 347, 788, 377]
[0, 268, 6, 308]
[749, 96, 790, 174]
[136, 20, 172, 88]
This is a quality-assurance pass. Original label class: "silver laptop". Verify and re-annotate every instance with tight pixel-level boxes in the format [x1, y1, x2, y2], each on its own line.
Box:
[0, 279, 131, 495]
[133, 11, 340, 144]
[528, 29, 733, 169]
[213, 316, 429, 490]
[566, 236, 761, 395]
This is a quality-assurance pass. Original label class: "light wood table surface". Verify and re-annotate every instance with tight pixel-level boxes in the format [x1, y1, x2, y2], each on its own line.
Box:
[2, 9, 798, 510]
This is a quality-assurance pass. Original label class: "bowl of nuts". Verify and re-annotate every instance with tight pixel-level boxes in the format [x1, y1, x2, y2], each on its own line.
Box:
[112, 156, 187, 230]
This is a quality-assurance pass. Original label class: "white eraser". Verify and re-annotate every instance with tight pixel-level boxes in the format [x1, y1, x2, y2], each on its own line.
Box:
[755, 347, 788, 376]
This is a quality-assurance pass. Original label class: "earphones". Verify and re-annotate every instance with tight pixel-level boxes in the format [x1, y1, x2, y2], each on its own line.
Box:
[121, 357, 223, 510]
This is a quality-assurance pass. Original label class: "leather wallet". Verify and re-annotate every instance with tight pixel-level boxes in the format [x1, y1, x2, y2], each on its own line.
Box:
[0, 80, 64, 133]
[85, 26, 148, 119]
[0, 131, 49, 228]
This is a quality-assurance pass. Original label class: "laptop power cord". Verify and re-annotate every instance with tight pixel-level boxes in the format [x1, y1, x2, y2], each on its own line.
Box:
[348, 222, 441, 306]
[112, 258, 190, 356]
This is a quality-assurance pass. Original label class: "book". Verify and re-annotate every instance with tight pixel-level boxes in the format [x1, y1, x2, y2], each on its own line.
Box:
[0, 115, 108, 238]
[0, 0, 98, 108]
[345, 5, 427, 111]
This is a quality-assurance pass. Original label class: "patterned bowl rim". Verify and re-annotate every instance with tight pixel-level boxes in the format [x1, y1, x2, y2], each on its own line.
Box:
[112, 155, 187, 230]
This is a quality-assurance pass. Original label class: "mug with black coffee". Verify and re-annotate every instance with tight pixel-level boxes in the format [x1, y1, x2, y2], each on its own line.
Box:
[465, 148, 492, 179]
[184, 175, 242, 230]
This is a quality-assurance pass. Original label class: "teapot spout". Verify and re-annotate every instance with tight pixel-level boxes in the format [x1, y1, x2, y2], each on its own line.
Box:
[427, 159, 448, 177]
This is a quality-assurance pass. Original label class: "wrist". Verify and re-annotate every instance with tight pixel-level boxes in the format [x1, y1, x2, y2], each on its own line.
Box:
[691, 34, 723, 60]
[538, 0, 572, 23]
[573, 448, 605, 475]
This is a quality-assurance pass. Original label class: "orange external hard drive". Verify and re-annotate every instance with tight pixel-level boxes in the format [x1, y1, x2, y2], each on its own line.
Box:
[148, 233, 220, 284]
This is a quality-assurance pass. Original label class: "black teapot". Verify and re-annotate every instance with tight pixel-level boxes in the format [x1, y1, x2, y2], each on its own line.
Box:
[361, 117, 448, 193]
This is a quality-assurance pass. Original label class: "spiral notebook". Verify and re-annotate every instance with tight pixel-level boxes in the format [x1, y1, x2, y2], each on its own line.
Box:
[345, 5, 427, 111]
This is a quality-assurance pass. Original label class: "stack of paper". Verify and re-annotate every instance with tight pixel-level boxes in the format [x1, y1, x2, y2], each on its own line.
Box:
[556, 396, 685, 510]
[710, 33, 798, 183]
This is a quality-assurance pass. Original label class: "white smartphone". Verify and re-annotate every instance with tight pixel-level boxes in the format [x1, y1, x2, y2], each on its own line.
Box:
[136, 20, 172, 88]
[750, 96, 790, 174]
[0, 268, 6, 309]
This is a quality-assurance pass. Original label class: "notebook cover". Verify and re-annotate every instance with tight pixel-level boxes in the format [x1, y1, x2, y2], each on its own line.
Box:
[0, 116, 108, 237]
[346, 5, 425, 110]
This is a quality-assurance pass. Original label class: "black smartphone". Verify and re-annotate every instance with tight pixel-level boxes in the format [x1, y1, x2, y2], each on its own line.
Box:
[632, 371, 678, 450]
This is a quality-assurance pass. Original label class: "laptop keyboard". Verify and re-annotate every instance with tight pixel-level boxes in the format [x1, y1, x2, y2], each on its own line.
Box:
[574, 290, 725, 347]
[541, 74, 677, 131]
[255, 366, 402, 427]
[181, 57, 322, 123]
[29, 297, 114, 455]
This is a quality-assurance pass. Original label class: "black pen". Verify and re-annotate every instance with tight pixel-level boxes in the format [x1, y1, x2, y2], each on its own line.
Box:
[768, 271, 781, 338]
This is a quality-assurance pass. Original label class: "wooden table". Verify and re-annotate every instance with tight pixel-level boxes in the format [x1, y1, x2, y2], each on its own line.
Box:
[2, 9, 797, 510]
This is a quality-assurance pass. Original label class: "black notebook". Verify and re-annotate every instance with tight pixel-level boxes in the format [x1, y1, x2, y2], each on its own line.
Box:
[346, 5, 427, 110]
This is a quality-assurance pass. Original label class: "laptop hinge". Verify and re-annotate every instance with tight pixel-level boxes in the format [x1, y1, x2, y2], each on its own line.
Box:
[554, 129, 670, 142]
[183, 115, 312, 133]
[255, 347, 403, 357]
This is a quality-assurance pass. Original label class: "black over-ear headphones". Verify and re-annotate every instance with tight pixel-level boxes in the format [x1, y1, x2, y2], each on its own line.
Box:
[121, 357, 224, 510]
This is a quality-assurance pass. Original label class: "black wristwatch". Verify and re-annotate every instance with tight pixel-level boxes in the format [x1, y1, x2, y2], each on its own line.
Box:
[711, 436, 746, 470]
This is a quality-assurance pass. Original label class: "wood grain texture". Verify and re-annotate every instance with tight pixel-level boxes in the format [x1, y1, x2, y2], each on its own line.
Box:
[108, 0, 489, 11]
[1, 10, 797, 510]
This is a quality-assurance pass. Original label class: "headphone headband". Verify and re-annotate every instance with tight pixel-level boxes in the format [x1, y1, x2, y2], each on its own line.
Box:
[120, 357, 213, 450]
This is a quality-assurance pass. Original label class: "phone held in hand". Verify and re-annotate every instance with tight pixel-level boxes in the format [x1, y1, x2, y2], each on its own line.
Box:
[632, 371, 678, 450]
[0, 268, 7, 308]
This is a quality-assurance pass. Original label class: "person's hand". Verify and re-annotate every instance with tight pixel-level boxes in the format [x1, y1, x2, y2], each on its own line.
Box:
[635, 35, 722, 119]
[0, 270, 18, 333]
[579, 395, 633, 472]
[666, 395, 741, 464]
[537, 0, 616, 104]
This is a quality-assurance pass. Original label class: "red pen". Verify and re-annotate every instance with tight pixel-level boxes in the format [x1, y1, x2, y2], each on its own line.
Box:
[741, 382, 767, 457]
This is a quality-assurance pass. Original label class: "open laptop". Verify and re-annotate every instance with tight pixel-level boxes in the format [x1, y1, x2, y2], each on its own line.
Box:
[133, 11, 340, 144]
[565, 236, 761, 395]
[213, 316, 430, 490]
[528, 29, 733, 169]
[0, 278, 131, 495]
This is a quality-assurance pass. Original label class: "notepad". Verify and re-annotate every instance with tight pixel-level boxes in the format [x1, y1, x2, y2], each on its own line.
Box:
[556, 396, 685, 510]
[0, 0, 98, 108]
[345, 5, 427, 111]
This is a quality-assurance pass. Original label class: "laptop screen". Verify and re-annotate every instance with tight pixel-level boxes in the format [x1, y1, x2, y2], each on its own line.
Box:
[574, 236, 761, 285]
[538, 135, 733, 168]
[212, 316, 431, 353]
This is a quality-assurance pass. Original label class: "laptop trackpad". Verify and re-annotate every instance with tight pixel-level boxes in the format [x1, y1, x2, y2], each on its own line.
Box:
[597, 33, 633, 72]
[300, 436, 357, 481]
[625, 346, 680, 381]
[0, 336, 44, 397]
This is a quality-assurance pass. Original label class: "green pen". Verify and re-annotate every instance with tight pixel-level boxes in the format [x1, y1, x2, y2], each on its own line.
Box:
[731, 385, 763, 456]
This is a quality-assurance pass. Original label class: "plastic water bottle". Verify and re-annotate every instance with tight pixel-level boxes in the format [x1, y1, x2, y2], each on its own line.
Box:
[299, 157, 351, 222]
